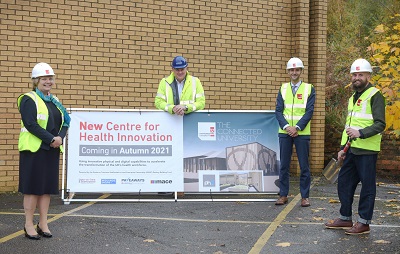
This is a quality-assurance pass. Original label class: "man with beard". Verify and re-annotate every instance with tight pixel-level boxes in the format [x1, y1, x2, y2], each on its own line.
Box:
[325, 58, 386, 235]
[275, 57, 315, 207]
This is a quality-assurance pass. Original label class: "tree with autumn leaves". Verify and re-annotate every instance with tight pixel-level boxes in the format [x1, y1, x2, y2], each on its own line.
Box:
[326, 0, 400, 137]
[367, 14, 400, 136]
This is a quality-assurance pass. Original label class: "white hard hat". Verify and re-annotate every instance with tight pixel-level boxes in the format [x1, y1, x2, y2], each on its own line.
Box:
[31, 62, 55, 79]
[350, 59, 372, 73]
[286, 57, 304, 69]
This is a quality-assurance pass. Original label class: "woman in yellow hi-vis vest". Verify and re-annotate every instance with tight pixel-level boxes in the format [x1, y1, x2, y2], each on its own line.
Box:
[325, 59, 386, 235]
[155, 56, 206, 198]
[17, 63, 70, 240]
[275, 57, 316, 208]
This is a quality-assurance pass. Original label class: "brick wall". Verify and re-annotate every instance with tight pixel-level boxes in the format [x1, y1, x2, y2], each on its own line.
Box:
[377, 133, 400, 177]
[325, 126, 400, 178]
[0, 0, 327, 192]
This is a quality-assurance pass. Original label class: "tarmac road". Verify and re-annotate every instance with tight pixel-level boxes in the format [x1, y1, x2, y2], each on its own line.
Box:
[0, 175, 399, 254]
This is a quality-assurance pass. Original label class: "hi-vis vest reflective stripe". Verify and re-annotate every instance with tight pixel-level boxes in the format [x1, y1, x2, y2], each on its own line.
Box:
[341, 87, 382, 151]
[17, 92, 64, 152]
[164, 76, 197, 111]
[279, 82, 312, 135]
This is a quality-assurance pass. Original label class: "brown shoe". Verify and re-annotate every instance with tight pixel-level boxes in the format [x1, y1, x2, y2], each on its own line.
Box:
[301, 198, 310, 207]
[325, 218, 353, 229]
[345, 222, 370, 235]
[275, 196, 288, 205]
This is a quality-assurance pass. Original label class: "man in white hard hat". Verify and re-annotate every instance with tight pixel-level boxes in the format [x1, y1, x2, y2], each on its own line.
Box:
[325, 59, 386, 235]
[275, 57, 316, 207]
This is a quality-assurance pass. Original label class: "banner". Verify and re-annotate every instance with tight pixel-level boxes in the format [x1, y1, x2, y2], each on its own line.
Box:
[183, 111, 279, 193]
[67, 111, 183, 192]
[66, 110, 280, 194]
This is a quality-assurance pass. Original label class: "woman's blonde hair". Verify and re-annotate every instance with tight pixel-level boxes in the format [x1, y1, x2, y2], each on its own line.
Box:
[31, 78, 39, 90]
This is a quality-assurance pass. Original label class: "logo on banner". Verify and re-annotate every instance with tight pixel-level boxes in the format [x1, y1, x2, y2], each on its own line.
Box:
[150, 180, 173, 184]
[79, 179, 96, 184]
[101, 179, 116, 184]
[203, 175, 216, 187]
[210, 126, 215, 136]
[198, 122, 216, 141]
[121, 178, 145, 184]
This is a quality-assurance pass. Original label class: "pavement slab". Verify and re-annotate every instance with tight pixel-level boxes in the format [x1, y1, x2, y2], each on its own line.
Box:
[0, 175, 399, 254]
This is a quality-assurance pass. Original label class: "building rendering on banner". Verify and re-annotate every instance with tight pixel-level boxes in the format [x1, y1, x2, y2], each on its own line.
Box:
[183, 151, 226, 173]
[184, 142, 277, 175]
[226, 142, 278, 176]
[183, 142, 278, 193]
[219, 171, 263, 192]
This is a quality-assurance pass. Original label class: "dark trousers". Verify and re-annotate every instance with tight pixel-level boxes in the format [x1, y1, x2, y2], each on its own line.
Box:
[338, 152, 377, 223]
[278, 135, 311, 198]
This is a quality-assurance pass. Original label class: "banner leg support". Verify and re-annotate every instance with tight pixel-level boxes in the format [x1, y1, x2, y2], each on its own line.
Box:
[64, 192, 75, 205]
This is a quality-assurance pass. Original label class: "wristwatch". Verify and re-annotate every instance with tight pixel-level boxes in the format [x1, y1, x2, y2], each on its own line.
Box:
[184, 105, 188, 111]
[51, 138, 56, 143]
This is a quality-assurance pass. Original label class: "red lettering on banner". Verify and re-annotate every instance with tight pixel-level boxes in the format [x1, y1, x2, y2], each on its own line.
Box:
[80, 132, 114, 141]
[80, 121, 103, 130]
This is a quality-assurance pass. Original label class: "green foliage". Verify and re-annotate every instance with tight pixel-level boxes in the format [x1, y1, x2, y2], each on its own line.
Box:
[325, 85, 353, 130]
[326, 0, 400, 134]
[366, 14, 400, 136]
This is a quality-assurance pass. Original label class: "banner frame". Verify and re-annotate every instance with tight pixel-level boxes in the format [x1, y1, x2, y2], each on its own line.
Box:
[61, 108, 278, 204]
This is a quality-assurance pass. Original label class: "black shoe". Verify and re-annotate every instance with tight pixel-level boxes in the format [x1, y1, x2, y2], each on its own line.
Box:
[37, 224, 52, 238]
[24, 227, 40, 240]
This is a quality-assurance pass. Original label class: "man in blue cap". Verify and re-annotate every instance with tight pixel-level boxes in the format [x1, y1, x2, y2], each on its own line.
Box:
[155, 56, 205, 116]
[155, 56, 206, 197]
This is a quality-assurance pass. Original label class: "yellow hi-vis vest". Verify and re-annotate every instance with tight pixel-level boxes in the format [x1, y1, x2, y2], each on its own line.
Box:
[278, 82, 312, 135]
[17, 91, 64, 152]
[155, 72, 205, 114]
[340, 87, 382, 151]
